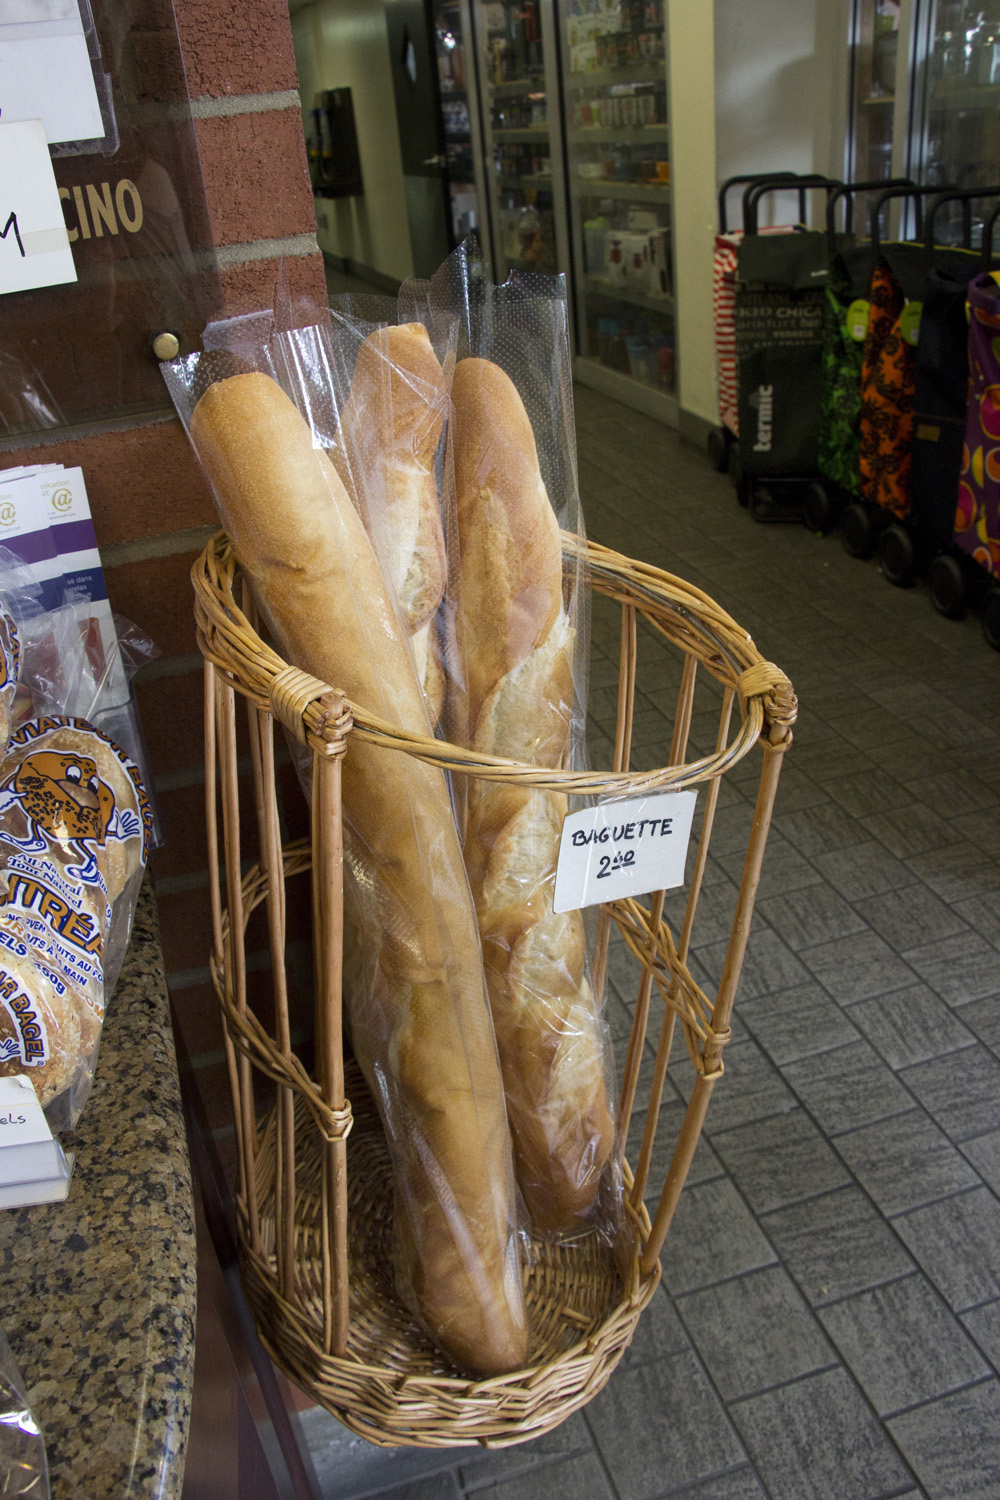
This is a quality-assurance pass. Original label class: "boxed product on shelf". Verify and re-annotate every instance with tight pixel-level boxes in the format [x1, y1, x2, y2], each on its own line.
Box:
[623, 230, 652, 291]
[604, 232, 629, 285]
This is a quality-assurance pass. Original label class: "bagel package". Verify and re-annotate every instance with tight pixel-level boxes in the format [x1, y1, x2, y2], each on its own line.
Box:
[0, 716, 153, 1127]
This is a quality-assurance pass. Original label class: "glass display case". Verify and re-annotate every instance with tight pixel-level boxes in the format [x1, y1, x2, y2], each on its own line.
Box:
[474, 0, 565, 277]
[435, 0, 484, 245]
[560, 0, 676, 406]
[916, 0, 1000, 190]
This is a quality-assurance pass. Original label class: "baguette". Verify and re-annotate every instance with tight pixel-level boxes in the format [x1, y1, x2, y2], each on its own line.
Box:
[335, 323, 448, 722]
[450, 357, 615, 1237]
[189, 370, 527, 1375]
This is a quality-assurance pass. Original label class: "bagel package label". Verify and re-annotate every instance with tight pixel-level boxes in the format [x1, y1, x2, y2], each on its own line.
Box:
[0, 717, 152, 1099]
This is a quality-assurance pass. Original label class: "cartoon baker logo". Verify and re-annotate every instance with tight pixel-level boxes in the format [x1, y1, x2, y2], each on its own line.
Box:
[0, 742, 141, 886]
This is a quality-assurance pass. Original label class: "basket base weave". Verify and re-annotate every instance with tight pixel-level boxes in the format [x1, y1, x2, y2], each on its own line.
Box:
[239, 1065, 660, 1447]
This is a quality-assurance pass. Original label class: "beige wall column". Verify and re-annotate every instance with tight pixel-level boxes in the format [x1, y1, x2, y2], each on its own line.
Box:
[667, 0, 719, 430]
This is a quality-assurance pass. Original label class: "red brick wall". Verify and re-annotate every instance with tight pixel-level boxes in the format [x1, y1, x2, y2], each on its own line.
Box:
[1, 0, 327, 1156]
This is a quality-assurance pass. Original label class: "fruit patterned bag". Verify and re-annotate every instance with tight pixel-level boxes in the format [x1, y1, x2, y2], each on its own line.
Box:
[955, 270, 1000, 581]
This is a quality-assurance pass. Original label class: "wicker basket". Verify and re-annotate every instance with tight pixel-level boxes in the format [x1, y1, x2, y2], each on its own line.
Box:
[191, 529, 796, 1449]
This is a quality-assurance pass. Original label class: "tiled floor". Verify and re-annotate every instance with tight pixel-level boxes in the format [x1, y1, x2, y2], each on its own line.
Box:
[298, 383, 1000, 1500]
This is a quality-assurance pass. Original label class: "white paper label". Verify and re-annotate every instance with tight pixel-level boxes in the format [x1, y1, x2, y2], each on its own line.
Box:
[0, 119, 77, 295]
[553, 790, 698, 914]
[0, 1073, 54, 1146]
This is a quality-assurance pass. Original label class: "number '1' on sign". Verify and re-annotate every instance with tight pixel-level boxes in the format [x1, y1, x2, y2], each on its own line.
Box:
[553, 790, 698, 914]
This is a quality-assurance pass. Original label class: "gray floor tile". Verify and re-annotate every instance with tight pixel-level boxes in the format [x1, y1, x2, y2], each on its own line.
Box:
[835, 1108, 981, 1217]
[626, 1093, 726, 1198]
[856, 883, 971, 952]
[901, 931, 1000, 1007]
[676, 1265, 835, 1402]
[956, 994, 1000, 1055]
[584, 1350, 746, 1500]
[824, 767, 914, 820]
[464, 1451, 614, 1500]
[660, 1178, 777, 1296]
[618, 1283, 691, 1368]
[900, 1047, 1000, 1143]
[800, 930, 917, 1005]
[695, 929, 811, 1005]
[755, 883, 869, 952]
[813, 839, 918, 900]
[846, 984, 976, 1070]
[299, 1410, 466, 1500]
[961, 1131, 1000, 1197]
[951, 889, 1000, 947]
[663, 1472, 767, 1500]
[817, 1272, 989, 1416]
[894, 1188, 1000, 1312]
[673, 1037, 798, 1135]
[887, 1380, 1000, 1500]
[763, 1184, 916, 1307]
[962, 1300, 1000, 1374]
[458, 1413, 592, 1490]
[368, 1474, 463, 1500]
[717, 837, 826, 900]
[738, 981, 861, 1065]
[904, 840, 1000, 904]
[949, 805, 1000, 859]
[864, 802, 968, 859]
[901, 768, 1000, 819]
[781, 1038, 913, 1137]
[729, 1368, 915, 1500]
[712, 1108, 851, 1216]
[773, 801, 869, 858]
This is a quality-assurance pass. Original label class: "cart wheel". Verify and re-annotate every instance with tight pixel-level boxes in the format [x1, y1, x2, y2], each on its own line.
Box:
[707, 429, 730, 473]
[879, 524, 916, 587]
[982, 584, 1000, 651]
[803, 482, 834, 533]
[928, 553, 967, 619]
[840, 502, 875, 559]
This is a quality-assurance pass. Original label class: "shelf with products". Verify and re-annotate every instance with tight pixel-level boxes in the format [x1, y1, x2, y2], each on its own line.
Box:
[489, 74, 546, 97]
[496, 173, 553, 189]
[492, 126, 550, 141]
[583, 274, 673, 316]
[566, 62, 665, 90]
[574, 176, 671, 203]
[569, 125, 668, 145]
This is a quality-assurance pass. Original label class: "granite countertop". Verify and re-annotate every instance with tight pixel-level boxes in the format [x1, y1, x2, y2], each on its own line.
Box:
[0, 879, 196, 1500]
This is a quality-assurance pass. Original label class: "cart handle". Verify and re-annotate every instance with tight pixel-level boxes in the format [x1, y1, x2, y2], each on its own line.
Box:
[869, 183, 946, 262]
[929, 189, 1000, 253]
[717, 172, 800, 234]
[923, 187, 1000, 253]
[743, 175, 842, 236]
[825, 178, 915, 240]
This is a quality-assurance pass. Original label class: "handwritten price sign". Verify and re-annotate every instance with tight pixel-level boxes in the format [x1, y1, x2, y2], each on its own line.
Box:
[0, 118, 76, 295]
[553, 789, 698, 913]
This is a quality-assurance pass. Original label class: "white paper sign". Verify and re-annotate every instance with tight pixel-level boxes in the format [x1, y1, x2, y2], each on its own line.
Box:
[0, 118, 76, 293]
[0, 1073, 53, 1148]
[553, 790, 698, 914]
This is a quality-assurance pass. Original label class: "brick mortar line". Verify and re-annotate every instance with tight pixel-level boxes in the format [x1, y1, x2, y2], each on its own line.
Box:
[215, 233, 320, 266]
[189, 90, 303, 119]
[101, 524, 217, 570]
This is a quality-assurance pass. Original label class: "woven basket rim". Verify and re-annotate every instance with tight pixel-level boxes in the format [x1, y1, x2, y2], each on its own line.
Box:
[191, 529, 797, 788]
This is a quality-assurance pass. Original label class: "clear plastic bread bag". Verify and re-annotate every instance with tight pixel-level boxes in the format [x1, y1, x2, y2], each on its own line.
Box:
[0, 1326, 49, 1500]
[0, 716, 153, 1129]
[162, 321, 528, 1378]
[399, 240, 621, 1245]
